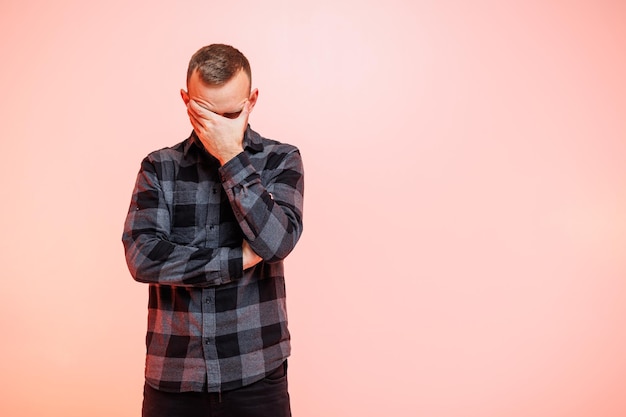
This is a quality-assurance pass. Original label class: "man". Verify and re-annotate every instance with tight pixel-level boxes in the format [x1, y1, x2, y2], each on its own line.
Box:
[122, 44, 304, 417]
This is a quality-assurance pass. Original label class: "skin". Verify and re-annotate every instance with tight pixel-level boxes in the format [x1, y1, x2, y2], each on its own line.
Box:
[180, 68, 261, 270]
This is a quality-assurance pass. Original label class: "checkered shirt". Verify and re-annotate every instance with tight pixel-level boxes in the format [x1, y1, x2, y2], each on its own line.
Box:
[122, 126, 304, 393]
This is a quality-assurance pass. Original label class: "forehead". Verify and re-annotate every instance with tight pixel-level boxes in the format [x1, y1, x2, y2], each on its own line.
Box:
[188, 69, 250, 111]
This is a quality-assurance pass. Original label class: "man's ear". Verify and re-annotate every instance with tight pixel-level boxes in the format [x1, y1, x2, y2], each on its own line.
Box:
[180, 89, 190, 105]
[247, 88, 259, 113]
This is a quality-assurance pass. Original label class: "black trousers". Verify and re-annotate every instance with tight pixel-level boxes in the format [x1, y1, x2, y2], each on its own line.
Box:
[142, 362, 291, 417]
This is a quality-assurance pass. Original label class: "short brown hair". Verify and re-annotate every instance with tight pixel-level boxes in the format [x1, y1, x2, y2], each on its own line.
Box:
[186, 44, 252, 88]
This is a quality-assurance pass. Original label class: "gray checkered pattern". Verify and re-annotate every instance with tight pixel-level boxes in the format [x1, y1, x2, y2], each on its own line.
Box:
[122, 127, 304, 392]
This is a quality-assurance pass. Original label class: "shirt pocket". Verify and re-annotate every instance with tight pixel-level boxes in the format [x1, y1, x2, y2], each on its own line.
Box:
[170, 190, 198, 244]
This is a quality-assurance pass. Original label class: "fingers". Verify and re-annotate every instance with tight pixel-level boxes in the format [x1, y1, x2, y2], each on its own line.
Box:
[242, 240, 262, 270]
[187, 107, 203, 131]
[187, 100, 217, 131]
[236, 100, 251, 124]
[241, 100, 251, 117]
[189, 99, 218, 121]
[189, 99, 250, 122]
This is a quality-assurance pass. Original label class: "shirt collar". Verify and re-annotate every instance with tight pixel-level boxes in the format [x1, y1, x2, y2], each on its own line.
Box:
[183, 125, 263, 157]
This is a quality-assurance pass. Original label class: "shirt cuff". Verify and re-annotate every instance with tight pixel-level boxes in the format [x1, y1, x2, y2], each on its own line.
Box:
[219, 152, 257, 189]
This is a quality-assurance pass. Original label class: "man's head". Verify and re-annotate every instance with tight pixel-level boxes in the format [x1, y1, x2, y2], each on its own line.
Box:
[186, 44, 252, 90]
[181, 44, 258, 119]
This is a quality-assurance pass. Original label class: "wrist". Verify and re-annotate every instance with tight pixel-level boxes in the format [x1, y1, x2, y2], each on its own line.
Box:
[219, 147, 243, 166]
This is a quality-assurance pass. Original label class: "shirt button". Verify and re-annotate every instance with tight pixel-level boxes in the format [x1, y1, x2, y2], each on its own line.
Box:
[205, 339, 211, 345]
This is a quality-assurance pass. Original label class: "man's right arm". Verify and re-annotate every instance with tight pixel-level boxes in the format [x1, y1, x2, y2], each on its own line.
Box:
[122, 156, 244, 287]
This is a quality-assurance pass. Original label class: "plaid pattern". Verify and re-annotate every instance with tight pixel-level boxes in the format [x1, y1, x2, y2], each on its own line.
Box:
[122, 127, 304, 392]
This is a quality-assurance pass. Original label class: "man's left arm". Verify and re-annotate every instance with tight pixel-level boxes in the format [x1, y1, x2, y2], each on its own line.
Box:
[219, 148, 304, 262]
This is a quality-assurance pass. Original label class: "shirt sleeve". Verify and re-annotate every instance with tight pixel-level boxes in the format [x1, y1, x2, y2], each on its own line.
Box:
[219, 147, 304, 263]
[122, 156, 243, 286]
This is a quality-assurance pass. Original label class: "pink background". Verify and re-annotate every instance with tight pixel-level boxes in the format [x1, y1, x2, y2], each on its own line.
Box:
[1, 1, 625, 416]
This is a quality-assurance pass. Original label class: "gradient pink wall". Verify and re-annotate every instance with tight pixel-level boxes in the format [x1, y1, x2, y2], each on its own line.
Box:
[1, 1, 625, 416]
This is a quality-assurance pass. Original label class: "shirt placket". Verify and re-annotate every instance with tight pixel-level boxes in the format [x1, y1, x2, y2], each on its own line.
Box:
[202, 288, 220, 390]
[203, 182, 222, 390]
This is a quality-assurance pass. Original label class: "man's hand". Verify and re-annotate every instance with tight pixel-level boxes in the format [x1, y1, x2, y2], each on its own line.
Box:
[242, 240, 262, 270]
[187, 99, 251, 165]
